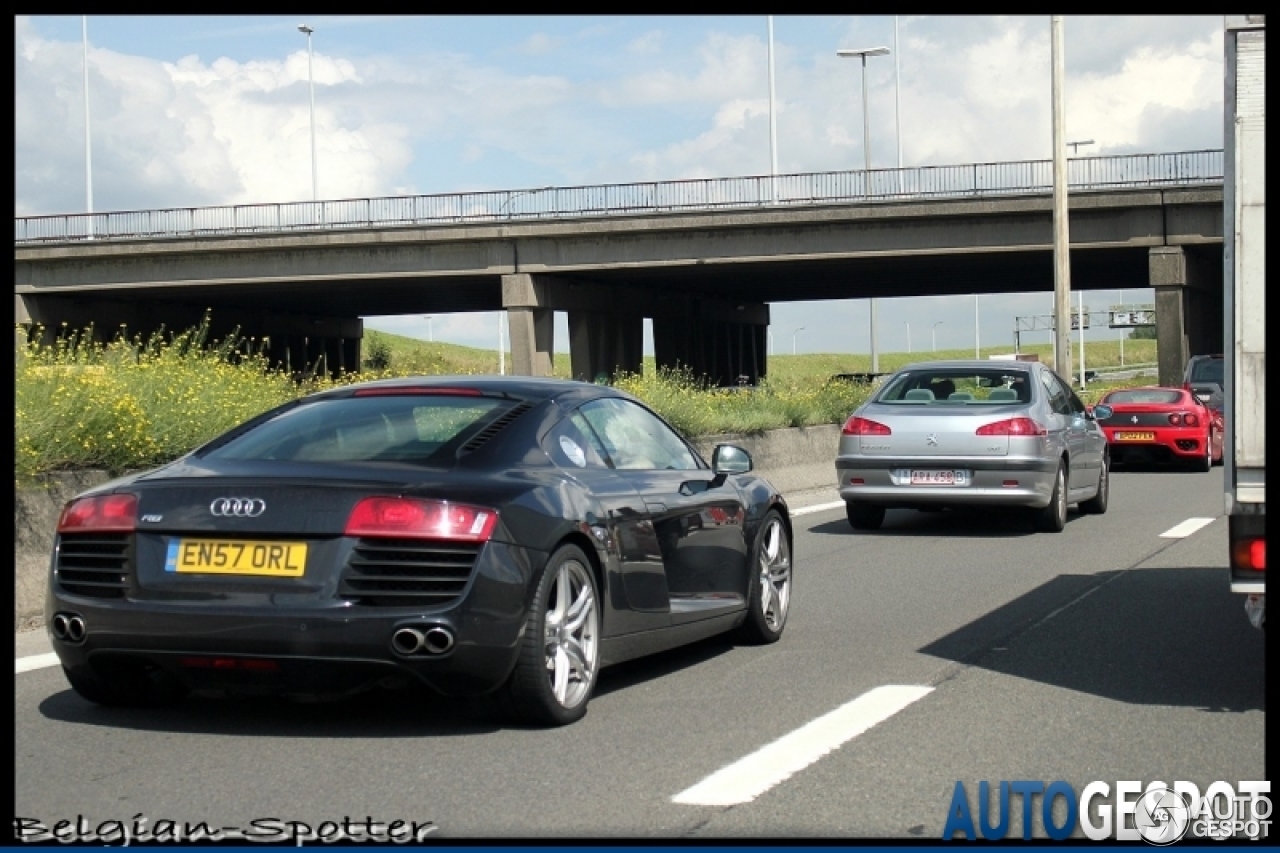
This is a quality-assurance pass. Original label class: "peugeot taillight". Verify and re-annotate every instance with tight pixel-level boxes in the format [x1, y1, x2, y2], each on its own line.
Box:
[842, 416, 892, 436]
[975, 417, 1046, 437]
[56, 494, 137, 533]
[344, 497, 497, 542]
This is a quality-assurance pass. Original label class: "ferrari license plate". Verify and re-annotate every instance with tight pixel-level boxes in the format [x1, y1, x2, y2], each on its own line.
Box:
[1115, 431, 1155, 441]
[165, 539, 307, 577]
[909, 469, 968, 486]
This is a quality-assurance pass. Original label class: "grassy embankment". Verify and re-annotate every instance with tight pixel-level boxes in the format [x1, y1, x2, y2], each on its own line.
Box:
[14, 322, 1157, 483]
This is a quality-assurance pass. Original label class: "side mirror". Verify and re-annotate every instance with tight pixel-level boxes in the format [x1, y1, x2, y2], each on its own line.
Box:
[1092, 404, 1113, 420]
[712, 444, 752, 476]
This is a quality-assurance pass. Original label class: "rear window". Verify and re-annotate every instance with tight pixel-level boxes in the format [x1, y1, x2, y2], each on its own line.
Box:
[874, 369, 1034, 404]
[1104, 389, 1184, 405]
[202, 395, 513, 463]
[1189, 358, 1223, 385]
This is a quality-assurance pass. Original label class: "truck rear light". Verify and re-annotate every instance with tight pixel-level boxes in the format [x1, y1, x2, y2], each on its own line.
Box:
[57, 494, 137, 533]
[345, 496, 498, 542]
[842, 416, 891, 436]
[976, 417, 1046, 436]
[1231, 538, 1266, 572]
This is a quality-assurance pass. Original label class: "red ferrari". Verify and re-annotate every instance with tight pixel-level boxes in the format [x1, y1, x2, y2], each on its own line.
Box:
[1093, 386, 1224, 471]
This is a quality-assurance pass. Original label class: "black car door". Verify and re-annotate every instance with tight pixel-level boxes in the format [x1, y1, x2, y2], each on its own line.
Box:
[576, 398, 751, 627]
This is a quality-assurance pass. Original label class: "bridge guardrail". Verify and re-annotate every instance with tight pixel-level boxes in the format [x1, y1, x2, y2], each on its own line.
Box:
[14, 149, 1223, 245]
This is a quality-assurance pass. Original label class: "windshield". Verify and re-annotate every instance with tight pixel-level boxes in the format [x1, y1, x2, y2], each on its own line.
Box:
[874, 369, 1033, 404]
[202, 395, 512, 463]
[1190, 358, 1224, 385]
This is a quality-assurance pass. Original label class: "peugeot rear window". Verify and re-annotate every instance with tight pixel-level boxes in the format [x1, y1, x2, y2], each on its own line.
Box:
[874, 370, 1034, 404]
[202, 395, 511, 463]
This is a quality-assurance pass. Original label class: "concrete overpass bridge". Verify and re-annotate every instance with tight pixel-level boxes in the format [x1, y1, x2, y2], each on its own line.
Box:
[14, 150, 1224, 386]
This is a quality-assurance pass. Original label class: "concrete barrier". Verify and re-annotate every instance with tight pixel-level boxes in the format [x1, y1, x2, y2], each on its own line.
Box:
[13, 425, 842, 630]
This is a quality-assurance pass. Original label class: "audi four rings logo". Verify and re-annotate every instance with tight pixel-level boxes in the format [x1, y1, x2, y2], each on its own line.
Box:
[209, 498, 266, 517]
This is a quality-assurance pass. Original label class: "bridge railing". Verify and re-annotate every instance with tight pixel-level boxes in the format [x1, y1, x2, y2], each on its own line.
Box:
[14, 149, 1223, 244]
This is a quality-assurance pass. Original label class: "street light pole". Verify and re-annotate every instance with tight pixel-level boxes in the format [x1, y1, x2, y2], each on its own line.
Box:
[82, 16, 94, 237]
[893, 16, 903, 195]
[298, 25, 318, 202]
[792, 327, 805, 356]
[837, 45, 890, 374]
[904, 322, 912, 353]
[932, 321, 943, 352]
[974, 294, 981, 358]
[1050, 16, 1073, 381]
[425, 315, 433, 343]
[767, 16, 779, 205]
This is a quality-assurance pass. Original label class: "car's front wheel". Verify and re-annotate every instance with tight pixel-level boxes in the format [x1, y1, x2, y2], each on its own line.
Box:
[846, 502, 885, 531]
[501, 544, 600, 726]
[1031, 462, 1067, 532]
[737, 510, 791, 645]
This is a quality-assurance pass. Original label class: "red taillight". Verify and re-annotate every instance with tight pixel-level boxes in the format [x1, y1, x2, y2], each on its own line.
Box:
[56, 494, 137, 533]
[975, 417, 1046, 437]
[344, 497, 498, 542]
[1180, 412, 1199, 427]
[351, 387, 482, 397]
[1168, 413, 1182, 426]
[1232, 539, 1266, 572]
[842, 416, 892, 436]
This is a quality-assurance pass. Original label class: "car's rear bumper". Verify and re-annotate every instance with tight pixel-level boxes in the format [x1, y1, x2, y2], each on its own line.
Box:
[46, 541, 542, 699]
[834, 456, 1058, 508]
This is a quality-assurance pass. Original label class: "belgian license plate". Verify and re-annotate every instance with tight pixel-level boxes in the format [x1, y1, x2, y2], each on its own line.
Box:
[909, 469, 967, 486]
[165, 539, 308, 577]
[1115, 431, 1155, 441]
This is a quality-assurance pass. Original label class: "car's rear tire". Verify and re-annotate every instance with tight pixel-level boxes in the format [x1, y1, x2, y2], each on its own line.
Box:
[500, 544, 600, 727]
[737, 510, 791, 645]
[846, 502, 885, 531]
[1080, 455, 1109, 515]
[1194, 439, 1212, 472]
[62, 663, 188, 707]
[1031, 463, 1067, 532]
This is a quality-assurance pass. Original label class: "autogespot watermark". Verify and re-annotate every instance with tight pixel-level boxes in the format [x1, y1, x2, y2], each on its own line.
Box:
[14, 814, 439, 846]
[942, 780, 1271, 843]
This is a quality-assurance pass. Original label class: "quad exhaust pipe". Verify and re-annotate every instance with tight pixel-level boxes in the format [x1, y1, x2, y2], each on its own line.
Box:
[51, 613, 87, 644]
[391, 625, 455, 657]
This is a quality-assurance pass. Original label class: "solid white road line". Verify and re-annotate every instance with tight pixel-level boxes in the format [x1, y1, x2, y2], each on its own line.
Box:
[1159, 517, 1216, 538]
[672, 684, 934, 807]
[792, 500, 844, 517]
[16, 652, 60, 674]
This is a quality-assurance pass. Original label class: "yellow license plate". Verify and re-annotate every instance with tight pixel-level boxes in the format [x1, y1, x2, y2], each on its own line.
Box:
[165, 539, 308, 577]
[1115, 431, 1155, 441]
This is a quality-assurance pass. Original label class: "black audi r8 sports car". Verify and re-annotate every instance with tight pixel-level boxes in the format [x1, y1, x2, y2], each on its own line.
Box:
[47, 376, 793, 725]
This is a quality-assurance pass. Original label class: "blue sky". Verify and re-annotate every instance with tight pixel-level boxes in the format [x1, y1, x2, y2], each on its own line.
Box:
[16, 15, 1224, 356]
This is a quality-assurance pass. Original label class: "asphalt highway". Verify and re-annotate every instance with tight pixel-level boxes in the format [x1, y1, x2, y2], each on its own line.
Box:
[14, 466, 1266, 841]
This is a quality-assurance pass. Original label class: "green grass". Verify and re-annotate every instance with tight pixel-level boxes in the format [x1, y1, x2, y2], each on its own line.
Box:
[13, 320, 1161, 481]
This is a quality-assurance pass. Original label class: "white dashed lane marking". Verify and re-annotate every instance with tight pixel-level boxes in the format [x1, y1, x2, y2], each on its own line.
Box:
[15, 652, 59, 674]
[791, 500, 844, 517]
[1159, 517, 1215, 538]
[672, 684, 934, 806]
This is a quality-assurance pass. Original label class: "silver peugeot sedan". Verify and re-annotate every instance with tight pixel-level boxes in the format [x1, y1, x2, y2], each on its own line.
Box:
[835, 359, 1109, 532]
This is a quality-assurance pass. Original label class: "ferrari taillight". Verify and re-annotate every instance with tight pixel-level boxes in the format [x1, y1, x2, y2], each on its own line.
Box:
[1178, 412, 1199, 427]
[56, 494, 137, 533]
[344, 497, 498, 542]
[842, 416, 892, 436]
[976, 417, 1046, 437]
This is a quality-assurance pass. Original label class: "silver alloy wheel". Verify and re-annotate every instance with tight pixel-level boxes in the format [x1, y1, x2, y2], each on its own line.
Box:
[543, 559, 598, 709]
[1054, 467, 1067, 523]
[757, 517, 792, 632]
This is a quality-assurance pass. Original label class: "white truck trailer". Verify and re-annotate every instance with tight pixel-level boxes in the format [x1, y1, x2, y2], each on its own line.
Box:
[1223, 15, 1266, 628]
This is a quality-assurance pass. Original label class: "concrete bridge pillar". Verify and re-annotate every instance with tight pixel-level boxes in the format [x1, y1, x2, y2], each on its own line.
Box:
[501, 274, 555, 377]
[568, 310, 643, 383]
[1149, 245, 1222, 386]
[654, 297, 768, 387]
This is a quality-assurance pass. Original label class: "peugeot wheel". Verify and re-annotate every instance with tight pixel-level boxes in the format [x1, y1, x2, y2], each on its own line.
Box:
[1032, 462, 1067, 532]
[737, 511, 792, 645]
[1080, 455, 1109, 515]
[501, 544, 600, 726]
